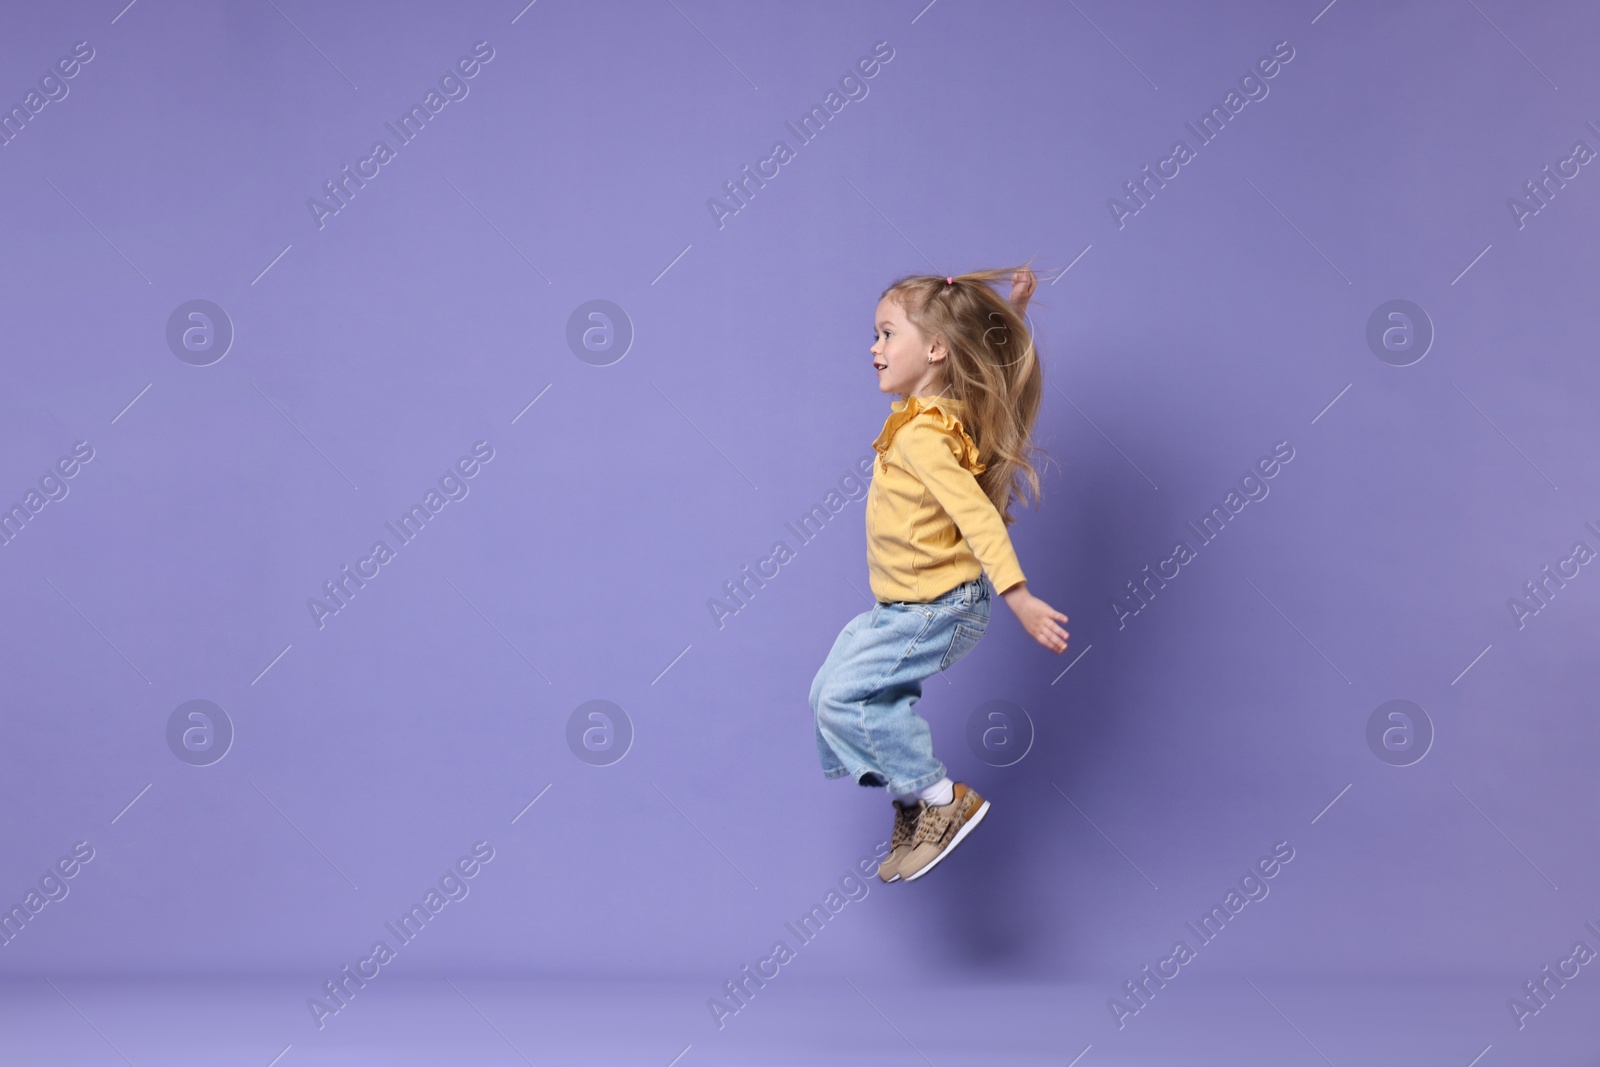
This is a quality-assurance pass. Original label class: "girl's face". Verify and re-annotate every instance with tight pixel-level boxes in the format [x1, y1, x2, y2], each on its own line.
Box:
[871, 294, 946, 399]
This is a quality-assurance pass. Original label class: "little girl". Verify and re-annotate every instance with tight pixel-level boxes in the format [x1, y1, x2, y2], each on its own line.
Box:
[809, 265, 1071, 884]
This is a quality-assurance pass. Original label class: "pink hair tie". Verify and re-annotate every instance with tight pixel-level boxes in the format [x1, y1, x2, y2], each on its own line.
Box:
[945, 276, 954, 285]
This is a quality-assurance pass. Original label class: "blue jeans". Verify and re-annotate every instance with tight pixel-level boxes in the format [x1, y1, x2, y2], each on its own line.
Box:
[810, 576, 992, 796]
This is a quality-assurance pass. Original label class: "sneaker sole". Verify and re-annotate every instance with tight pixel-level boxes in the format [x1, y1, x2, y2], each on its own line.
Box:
[880, 846, 912, 883]
[901, 798, 990, 882]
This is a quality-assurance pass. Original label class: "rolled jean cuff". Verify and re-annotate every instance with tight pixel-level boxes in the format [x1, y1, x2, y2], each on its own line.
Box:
[810, 585, 987, 798]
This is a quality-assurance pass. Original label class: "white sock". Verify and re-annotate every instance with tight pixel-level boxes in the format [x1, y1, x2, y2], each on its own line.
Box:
[916, 777, 954, 807]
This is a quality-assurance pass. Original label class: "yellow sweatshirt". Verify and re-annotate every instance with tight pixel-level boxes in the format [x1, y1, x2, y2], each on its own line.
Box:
[865, 393, 1027, 603]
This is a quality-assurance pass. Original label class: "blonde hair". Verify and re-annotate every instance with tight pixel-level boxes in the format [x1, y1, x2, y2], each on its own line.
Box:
[882, 261, 1050, 526]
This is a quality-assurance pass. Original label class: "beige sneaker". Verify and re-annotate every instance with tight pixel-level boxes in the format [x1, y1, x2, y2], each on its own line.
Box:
[898, 783, 989, 882]
[878, 799, 923, 882]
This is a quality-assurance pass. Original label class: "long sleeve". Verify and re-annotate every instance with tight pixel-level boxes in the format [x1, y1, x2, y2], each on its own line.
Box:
[896, 420, 1027, 595]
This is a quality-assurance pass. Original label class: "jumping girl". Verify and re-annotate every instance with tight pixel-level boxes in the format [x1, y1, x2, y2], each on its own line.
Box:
[809, 265, 1071, 883]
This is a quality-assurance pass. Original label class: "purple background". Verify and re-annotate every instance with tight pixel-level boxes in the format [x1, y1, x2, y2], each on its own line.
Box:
[2, 0, 1598, 1062]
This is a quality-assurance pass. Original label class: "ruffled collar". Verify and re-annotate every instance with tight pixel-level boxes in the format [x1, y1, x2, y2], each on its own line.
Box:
[872, 393, 986, 474]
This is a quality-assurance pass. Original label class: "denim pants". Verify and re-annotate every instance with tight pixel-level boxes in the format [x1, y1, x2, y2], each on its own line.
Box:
[810, 576, 992, 796]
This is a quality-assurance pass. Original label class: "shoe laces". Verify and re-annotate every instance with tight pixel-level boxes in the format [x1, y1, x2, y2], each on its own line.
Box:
[912, 801, 957, 847]
[889, 803, 920, 849]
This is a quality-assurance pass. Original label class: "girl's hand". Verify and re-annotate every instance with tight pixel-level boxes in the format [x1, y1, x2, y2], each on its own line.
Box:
[999, 582, 1069, 653]
[1007, 267, 1037, 315]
